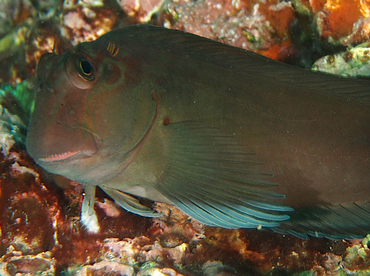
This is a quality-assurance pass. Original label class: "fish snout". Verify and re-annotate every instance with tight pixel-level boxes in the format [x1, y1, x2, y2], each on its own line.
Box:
[26, 118, 98, 166]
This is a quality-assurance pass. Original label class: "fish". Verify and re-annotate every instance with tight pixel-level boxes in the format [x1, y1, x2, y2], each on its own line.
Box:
[26, 25, 370, 239]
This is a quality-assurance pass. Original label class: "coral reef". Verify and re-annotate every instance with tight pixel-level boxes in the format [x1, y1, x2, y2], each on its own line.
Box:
[295, 0, 370, 45]
[163, 0, 295, 60]
[0, 82, 32, 155]
[0, 0, 118, 84]
[0, 0, 370, 275]
[61, 2, 117, 45]
[117, 0, 167, 23]
[313, 42, 370, 77]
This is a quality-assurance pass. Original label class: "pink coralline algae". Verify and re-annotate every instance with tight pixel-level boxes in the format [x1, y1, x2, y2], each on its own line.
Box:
[162, 0, 296, 60]
[116, 0, 167, 23]
[61, 5, 117, 46]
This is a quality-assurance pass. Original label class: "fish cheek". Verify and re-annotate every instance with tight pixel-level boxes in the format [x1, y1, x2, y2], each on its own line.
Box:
[99, 61, 124, 87]
[84, 80, 156, 153]
[82, 61, 127, 148]
[104, 63, 124, 85]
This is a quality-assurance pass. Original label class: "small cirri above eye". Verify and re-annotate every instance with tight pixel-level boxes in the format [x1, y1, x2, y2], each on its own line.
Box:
[66, 54, 97, 89]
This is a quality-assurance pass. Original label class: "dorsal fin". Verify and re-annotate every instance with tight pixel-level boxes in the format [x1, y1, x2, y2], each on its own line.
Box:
[100, 24, 370, 105]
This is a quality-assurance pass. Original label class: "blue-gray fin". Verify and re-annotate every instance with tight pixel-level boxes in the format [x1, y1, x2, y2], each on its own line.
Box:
[274, 201, 370, 240]
[155, 121, 293, 229]
[100, 186, 162, 217]
[103, 25, 370, 105]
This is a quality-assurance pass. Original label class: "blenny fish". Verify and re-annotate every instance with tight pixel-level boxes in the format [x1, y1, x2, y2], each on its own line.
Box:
[26, 25, 370, 239]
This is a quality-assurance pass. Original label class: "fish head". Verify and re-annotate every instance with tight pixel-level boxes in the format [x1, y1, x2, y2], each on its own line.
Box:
[26, 39, 157, 182]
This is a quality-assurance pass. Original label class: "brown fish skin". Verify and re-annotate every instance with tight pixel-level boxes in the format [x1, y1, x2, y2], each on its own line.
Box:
[26, 25, 369, 239]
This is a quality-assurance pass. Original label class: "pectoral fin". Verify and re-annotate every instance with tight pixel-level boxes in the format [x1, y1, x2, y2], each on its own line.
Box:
[81, 185, 100, 233]
[100, 186, 162, 217]
[156, 122, 293, 229]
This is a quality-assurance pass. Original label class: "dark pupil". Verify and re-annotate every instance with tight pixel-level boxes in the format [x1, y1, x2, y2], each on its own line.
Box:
[80, 59, 93, 76]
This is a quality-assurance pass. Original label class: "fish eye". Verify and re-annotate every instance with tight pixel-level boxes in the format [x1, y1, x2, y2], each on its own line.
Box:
[66, 54, 97, 89]
[76, 56, 95, 81]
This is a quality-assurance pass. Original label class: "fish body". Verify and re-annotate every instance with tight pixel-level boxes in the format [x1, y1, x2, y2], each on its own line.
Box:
[26, 25, 370, 238]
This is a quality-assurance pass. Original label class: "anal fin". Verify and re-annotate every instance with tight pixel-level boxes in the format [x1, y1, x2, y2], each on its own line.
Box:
[275, 201, 370, 240]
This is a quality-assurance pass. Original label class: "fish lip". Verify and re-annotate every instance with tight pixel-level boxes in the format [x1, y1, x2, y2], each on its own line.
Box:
[37, 149, 96, 163]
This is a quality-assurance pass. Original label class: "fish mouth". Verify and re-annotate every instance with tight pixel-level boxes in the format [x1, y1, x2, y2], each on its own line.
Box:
[38, 149, 96, 163]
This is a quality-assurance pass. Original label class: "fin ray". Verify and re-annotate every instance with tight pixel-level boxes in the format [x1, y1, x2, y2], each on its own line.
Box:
[167, 173, 289, 224]
[101, 187, 162, 217]
[156, 121, 291, 229]
[160, 178, 274, 228]
[276, 201, 370, 239]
